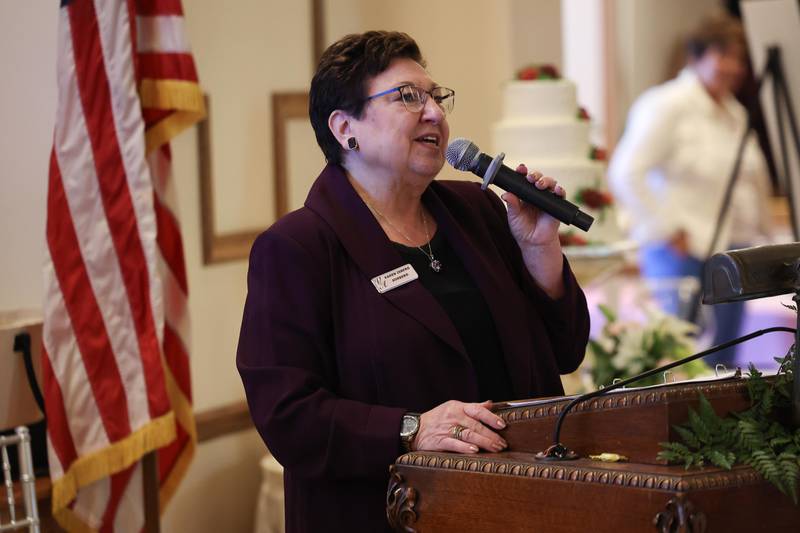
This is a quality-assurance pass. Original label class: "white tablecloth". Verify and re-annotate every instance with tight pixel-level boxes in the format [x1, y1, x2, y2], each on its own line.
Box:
[254, 454, 285, 533]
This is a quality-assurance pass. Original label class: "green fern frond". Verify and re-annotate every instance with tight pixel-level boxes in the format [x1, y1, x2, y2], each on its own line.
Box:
[674, 426, 702, 449]
[777, 452, 799, 504]
[687, 407, 713, 445]
[708, 450, 735, 470]
[660, 348, 798, 501]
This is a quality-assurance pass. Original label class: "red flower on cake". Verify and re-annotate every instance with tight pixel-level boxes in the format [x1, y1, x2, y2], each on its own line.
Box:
[515, 64, 560, 81]
[589, 146, 607, 161]
[577, 106, 590, 120]
[517, 66, 539, 80]
[539, 65, 560, 79]
[576, 187, 613, 210]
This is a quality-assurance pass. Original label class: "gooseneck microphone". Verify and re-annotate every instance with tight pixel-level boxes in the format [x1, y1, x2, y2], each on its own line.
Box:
[445, 138, 594, 232]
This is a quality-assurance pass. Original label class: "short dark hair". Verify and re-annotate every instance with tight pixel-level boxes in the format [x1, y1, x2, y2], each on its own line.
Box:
[685, 12, 746, 60]
[309, 31, 425, 165]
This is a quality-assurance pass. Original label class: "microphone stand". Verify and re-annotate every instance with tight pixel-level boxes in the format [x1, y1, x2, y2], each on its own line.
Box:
[535, 325, 796, 461]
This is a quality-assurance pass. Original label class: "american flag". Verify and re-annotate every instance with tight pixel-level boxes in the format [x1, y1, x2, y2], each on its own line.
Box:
[43, 0, 203, 530]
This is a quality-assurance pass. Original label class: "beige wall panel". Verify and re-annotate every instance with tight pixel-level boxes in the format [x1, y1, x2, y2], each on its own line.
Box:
[188, 0, 313, 233]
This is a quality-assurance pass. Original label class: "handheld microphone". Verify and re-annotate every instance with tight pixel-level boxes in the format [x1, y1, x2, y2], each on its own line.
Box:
[445, 138, 594, 232]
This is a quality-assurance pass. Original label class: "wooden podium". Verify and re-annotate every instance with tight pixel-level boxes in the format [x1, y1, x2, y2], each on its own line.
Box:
[387, 377, 800, 532]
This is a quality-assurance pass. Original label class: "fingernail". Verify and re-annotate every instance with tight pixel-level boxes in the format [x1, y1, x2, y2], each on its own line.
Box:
[469, 445, 478, 453]
[496, 419, 506, 428]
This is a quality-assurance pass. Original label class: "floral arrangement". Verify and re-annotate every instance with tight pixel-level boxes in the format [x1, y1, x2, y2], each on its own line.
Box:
[585, 304, 710, 389]
[516, 64, 560, 80]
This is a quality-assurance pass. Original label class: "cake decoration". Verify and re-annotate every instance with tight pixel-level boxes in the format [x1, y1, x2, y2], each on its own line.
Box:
[515, 64, 560, 81]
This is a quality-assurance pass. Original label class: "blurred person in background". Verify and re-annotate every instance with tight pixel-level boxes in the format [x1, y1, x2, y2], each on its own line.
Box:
[609, 12, 773, 367]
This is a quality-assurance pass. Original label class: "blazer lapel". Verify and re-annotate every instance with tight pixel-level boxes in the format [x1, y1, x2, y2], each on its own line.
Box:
[424, 184, 533, 399]
[304, 164, 467, 359]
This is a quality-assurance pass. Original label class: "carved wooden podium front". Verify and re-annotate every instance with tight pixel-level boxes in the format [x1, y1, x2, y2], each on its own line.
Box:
[387, 378, 800, 532]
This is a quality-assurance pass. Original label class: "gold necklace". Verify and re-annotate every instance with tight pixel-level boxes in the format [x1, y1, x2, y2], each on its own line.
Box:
[365, 202, 442, 273]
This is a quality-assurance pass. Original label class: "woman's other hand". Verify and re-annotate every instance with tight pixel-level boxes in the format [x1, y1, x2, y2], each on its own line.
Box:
[502, 164, 565, 248]
[412, 400, 507, 454]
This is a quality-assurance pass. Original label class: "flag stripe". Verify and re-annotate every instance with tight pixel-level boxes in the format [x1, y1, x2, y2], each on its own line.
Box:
[68, 0, 169, 419]
[93, 0, 173, 422]
[137, 15, 190, 53]
[100, 464, 137, 533]
[74, 476, 110, 531]
[163, 324, 191, 400]
[136, 0, 184, 16]
[161, 262, 190, 362]
[41, 346, 79, 471]
[139, 52, 198, 82]
[154, 195, 188, 293]
[158, 422, 188, 483]
[47, 148, 132, 442]
[53, 7, 154, 434]
[111, 464, 145, 532]
[43, 239, 112, 459]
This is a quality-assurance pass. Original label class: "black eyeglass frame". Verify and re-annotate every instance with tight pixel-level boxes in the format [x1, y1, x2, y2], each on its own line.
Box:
[365, 84, 455, 114]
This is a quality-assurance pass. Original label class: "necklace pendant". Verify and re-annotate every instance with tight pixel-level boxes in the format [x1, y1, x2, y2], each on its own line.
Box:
[430, 259, 442, 273]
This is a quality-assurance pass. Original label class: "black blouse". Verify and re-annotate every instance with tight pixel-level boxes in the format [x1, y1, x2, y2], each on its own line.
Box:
[393, 230, 514, 401]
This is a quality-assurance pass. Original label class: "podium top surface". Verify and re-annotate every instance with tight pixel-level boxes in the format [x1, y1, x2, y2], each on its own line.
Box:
[395, 452, 763, 493]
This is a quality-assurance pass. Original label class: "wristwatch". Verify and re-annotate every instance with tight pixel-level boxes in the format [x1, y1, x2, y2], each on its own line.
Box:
[400, 413, 421, 452]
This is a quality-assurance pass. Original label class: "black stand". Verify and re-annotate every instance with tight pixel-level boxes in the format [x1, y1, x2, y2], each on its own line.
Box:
[791, 261, 800, 425]
[13, 333, 45, 413]
[2, 333, 50, 477]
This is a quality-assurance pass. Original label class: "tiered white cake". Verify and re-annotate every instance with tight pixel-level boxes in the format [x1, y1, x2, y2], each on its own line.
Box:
[492, 78, 619, 246]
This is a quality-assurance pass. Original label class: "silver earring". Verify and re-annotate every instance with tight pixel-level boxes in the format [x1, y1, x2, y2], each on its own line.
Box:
[347, 137, 359, 151]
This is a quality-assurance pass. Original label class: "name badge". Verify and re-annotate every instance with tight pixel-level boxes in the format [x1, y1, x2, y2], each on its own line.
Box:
[371, 264, 418, 294]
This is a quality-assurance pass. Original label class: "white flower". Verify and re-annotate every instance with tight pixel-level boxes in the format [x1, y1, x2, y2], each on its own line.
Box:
[615, 327, 645, 369]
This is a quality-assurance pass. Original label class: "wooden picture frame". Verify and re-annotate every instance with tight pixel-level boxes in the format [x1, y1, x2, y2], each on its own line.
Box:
[272, 92, 312, 219]
[197, 1, 324, 264]
[198, 92, 319, 264]
[197, 95, 264, 264]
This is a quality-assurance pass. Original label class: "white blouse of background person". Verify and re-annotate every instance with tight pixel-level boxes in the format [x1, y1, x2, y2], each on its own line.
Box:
[608, 67, 773, 259]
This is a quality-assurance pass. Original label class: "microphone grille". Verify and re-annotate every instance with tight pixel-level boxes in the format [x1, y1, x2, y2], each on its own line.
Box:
[445, 138, 480, 171]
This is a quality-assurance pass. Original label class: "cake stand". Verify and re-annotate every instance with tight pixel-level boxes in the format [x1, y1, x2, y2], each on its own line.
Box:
[563, 240, 638, 288]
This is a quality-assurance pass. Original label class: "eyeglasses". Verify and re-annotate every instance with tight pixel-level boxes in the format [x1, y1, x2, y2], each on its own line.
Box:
[365, 84, 455, 115]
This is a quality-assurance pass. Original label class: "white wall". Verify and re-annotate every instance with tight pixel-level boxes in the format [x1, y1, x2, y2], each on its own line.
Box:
[0, 2, 57, 311]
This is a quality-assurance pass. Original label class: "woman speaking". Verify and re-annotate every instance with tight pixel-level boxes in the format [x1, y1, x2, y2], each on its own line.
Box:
[237, 31, 589, 532]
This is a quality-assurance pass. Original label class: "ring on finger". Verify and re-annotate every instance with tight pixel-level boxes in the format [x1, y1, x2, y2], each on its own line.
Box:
[450, 424, 466, 441]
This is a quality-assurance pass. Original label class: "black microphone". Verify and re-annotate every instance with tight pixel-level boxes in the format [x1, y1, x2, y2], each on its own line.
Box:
[445, 138, 594, 232]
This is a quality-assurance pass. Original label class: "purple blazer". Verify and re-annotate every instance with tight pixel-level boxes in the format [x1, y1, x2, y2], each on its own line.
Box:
[237, 163, 589, 532]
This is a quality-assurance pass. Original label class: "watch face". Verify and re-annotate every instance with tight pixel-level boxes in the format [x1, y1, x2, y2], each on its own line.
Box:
[401, 415, 419, 437]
